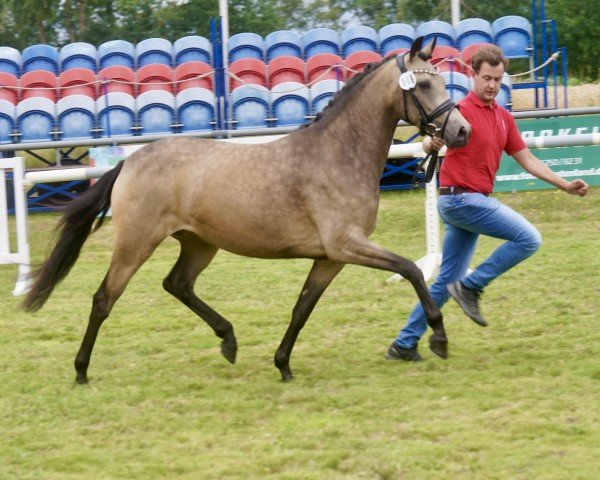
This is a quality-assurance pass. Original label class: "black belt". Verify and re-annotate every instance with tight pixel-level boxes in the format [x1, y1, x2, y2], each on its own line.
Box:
[439, 187, 489, 196]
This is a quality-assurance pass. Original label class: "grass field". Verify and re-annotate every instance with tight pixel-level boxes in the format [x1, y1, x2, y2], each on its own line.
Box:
[1, 188, 599, 479]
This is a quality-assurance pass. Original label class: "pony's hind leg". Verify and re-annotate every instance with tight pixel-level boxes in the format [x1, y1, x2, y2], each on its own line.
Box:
[74, 235, 160, 384]
[275, 260, 344, 381]
[162, 233, 237, 364]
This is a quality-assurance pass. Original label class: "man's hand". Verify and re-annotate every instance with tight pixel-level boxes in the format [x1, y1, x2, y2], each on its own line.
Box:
[423, 136, 445, 153]
[564, 179, 589, 197]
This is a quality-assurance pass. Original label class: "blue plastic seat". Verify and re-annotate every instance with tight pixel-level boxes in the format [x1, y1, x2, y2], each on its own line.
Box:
[176, 87, 215, 132]
[416, 21, 455, 47]
[455, 18, 493, 51]
[265, 30, 302, 61]
[22, 44, 59, 74]
[228, 33, 265, 63]
[309, 79, 344, 114]
[57, 95, 97, 140]
[378, 24, 415, 56]
[230, 84, 270, 129]
[174, 35, 211, 65]
[270, 82, 309, 127]
[341, 25, 379, 57]
[136, 90, 176, 135]
[441, 71, 472, 102]
[16, 97, 57, 142]
[136, 38, 174, 67]
[0, 47, 22, 77]
[496, 73, 513, 110]
[303, 28, 340, 59]
[96, 92, 136, 137]
[60, 42, 98, 72]
[98, 40, 136, 69]
[0, 99, 16, 144]
[492, 16, 532, 58]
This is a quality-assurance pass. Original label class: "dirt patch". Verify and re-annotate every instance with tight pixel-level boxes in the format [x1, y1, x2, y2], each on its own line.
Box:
[512, 83, 600, 110]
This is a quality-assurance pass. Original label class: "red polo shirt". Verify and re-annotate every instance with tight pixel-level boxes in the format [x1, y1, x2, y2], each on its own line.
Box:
[440, 91, 526, 194]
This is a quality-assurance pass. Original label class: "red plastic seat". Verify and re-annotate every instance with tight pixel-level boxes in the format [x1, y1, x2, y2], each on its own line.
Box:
[59, 68, 97, 99]
[461, 43, 495, 76]
[136, 63, 175, 94]
[0, 72, 18, 104]
[384, 48, 409, 58]
[268, 55, 305, 87]
[97, 65, 135, 95]
[175, 61, 212, 92]
[306, 53, 343, 83]
[344, 51, 382, 78]
[229, 58, 267, 91]
[431, 46, 463, 73]
[20, 70, 58, 101]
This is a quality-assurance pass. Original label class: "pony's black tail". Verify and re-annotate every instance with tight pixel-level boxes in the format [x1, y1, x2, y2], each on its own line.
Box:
[22, 161, 125, 312]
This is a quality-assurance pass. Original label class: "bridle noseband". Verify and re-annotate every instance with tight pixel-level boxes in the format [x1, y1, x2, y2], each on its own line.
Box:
[396, 54, 456, 183]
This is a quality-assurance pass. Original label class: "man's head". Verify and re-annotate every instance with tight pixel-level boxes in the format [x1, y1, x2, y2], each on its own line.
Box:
[471, 45, 509, 105]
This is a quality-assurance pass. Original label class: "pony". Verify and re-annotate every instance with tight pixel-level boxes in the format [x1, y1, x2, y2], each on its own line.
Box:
[23, 37, 471, 383]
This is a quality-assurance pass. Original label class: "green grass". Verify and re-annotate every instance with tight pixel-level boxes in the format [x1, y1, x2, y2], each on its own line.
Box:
[1, 188, 599, 479]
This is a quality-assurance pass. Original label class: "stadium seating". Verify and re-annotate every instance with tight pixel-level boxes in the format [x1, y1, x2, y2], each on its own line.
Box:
[341, 26, 379, 57]
[20, 70, 58, 101]
[416, 21, 455, 47]
[265, 30, 303, 61]
[0, 73, 18, 104]
[174, 35, 211, 65]
[97, 65, 136, 95]
[136, 38, 174, 67]
[228, 33, 265, 63]
[175, 61, 213, 92]
[378, 24, 415, 56]
[303, 28, 341, 59]
[431, 46, 463, 73]
[136, 63, 175, 94]
[492, 16, 532, 58]
[268, 56, 305, 87]
[176, 87, 216, 132]
[0, 99, 16, 143]
[229, 58, 267, 90]
[96, 92, 137, 137]
[16, 97, 57, 142]
[455, 18, 493, 51]
[230, 84, 270, 129]
[306, 53, 343, 83]
[59, 42, 98, 72]
[270, 81, 310, 126]
[0, 47, 22, 77]
[441, 71, 472, 101]
[310, 79, 344, 114]
[59, 68, 97, 99]
[98, 40, 136, 69]
[345, 51, 382, 77]
[56, 95, 97, 140]
[22, 44, 59, 74]
[136, 90, 176, 135]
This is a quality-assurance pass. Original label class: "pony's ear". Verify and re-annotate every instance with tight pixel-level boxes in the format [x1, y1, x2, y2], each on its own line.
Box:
[409, 36, 424, 60]
[421, 36, 437, 59]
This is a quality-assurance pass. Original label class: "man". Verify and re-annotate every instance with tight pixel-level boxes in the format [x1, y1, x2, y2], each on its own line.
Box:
[387, 45, 589, 362]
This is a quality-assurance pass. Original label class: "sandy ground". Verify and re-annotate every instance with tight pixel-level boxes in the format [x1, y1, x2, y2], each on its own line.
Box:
[512, 83, 600, 110]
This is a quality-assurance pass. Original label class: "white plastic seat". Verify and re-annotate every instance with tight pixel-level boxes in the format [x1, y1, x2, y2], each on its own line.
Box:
[17, 97, 57, 142]
[136, 90, 176, 135]
[57, 95, 97, 139]
[176, 87, 216, 132]
[96, 92, 136, 137]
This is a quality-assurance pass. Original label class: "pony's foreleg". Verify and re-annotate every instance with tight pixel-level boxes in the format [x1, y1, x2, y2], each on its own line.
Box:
[331, 235, 448, 358]
[163, 237, 237, 364]
[275, 260, 344, 382]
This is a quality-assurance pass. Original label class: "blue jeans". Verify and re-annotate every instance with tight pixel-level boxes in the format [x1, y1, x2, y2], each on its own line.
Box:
[395, 193, 542, 349]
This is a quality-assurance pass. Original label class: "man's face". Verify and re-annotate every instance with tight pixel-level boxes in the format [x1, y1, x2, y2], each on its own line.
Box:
[472, 62, 505, 105]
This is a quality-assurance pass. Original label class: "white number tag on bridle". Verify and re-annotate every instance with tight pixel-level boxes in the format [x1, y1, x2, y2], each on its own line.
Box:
[399, 71, 417, 90]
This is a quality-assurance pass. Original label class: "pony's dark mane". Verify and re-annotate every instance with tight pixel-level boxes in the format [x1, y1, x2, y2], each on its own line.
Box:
[300, 55, 396, 129]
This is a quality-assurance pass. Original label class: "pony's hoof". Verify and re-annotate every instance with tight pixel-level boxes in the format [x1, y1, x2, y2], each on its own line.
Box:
[221, 338, 237, 364]
[75, 374, 89, 385]
[280, 371, 294, 383]
[429, 335, 448, 359]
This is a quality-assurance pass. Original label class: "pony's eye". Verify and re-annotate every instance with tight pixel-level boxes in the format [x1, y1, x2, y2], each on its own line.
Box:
[418, 81, 431, 90]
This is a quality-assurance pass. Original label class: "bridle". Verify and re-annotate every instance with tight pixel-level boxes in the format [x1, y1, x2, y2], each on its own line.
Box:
[396, 53, 456, 184]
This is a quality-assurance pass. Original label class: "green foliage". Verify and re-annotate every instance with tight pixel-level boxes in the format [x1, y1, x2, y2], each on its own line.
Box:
[1, 188, 599, 478]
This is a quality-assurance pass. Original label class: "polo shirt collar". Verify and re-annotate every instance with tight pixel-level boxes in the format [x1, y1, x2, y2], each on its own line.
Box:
[466, 90, 498, 110]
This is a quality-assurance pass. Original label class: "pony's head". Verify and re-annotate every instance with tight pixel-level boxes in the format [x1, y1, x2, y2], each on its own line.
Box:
[395, 36, 471, 148]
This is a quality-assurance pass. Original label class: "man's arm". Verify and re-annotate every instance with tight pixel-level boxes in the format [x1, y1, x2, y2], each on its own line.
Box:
[423, 135, 445, 154]
[512, 148, 589, 197]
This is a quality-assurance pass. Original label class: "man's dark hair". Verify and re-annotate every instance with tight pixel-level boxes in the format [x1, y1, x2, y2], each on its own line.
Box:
[471, 45, 509, 74]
